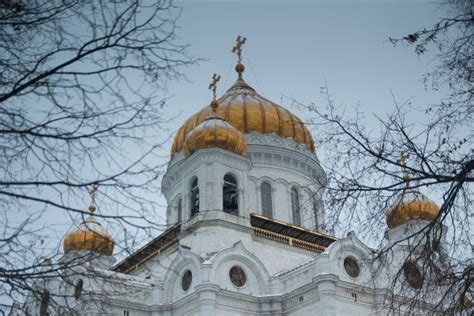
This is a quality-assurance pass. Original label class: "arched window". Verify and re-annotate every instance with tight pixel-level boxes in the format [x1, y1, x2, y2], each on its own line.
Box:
[177, 198, 182, 222]
[223, 174, 238, 215]
[261, 182, 273, 218]
[313, 195, 320, 230]
[191, 178, 199, 216]
[291, 187, 301, 226]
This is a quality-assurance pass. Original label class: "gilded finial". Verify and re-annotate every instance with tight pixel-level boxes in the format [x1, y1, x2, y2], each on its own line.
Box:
[89, 183, 98, 214]
[398, 153, 411, 186]
[209, 73, 220, 102]
[232, 35, 247, 78]
[208, 73, 221, 113]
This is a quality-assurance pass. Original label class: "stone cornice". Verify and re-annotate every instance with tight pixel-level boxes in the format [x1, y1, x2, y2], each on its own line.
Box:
[246, 135, 326, 185]
[245, 133, 317, 160]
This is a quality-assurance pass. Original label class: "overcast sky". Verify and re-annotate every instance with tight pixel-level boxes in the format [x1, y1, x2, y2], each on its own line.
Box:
[0, 2, 455, 310]
[159, 0, 447, 221]
[164, 0, 445, 134]
[37, 0, 449, 251]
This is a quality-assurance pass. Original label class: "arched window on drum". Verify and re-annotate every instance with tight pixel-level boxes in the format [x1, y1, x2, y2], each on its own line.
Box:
[261, 182, 273, 218]
[291, 187, 301, 226]
[190, 178, 199, 216]
[223, 174, 239, 215]
[177, 198, 183, 222]
[313, 194, 320, 230]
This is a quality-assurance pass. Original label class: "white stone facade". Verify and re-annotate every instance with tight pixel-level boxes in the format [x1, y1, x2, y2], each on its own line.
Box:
[19, 79, 454, 315]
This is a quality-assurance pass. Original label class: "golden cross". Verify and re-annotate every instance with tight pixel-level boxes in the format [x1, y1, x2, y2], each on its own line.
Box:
[398, 152, 409, 168]
[89, 183, 98, 214]
[232, 35, 247, 63]
[398, 153, 411, 184]
[208, 73, 221, 101]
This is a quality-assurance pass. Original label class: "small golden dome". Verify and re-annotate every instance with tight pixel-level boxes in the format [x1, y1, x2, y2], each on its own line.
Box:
[183, 112, 248, 157]
[171, 78, 315, 157]
[386, 189, 440, 229]
[63, 216, 114, 256]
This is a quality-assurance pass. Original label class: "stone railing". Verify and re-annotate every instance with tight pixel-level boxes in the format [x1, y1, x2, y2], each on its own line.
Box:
[292, 238, 325, 253]
[254, 228, 325, 253]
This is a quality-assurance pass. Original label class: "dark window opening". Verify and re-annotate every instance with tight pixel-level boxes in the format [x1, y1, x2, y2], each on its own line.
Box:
[314, 198, 319, 229]
[191, 178, 199, 216]
[223, 174, 239, 215]
[291, 187, 301, 226]
[261, 182, 273, 218]
[177, 199, 182, 222]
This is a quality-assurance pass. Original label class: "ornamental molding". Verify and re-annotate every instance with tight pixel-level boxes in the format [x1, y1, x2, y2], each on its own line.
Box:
[248, 154, 326, 186]
[210, 240, 271, 294]
[170, 132, 319, 166]
[336, 286, 374, 305]
[245, 133, 317, 160]
[283, 288, 319, 311]
[163, 248, 202, 301]
[245, 134, 326, 185]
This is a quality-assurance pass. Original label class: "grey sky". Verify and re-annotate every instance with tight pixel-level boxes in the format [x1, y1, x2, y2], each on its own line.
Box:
[165, 0, 445, 132]
[0, 2, 454, 310]
[157, 0, 447, 225]
[26, 0, 449, 252]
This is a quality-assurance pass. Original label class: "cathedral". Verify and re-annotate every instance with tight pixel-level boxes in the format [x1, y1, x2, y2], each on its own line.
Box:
[20, 38, 453, 315]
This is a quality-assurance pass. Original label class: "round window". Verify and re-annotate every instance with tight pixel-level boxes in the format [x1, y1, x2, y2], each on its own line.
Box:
[344, 257, 360, 278]
[403, 261, 423, 289]
[181, 270, 192, 291]
[229, 266, 246, 287]
[74, 279, 83, 300]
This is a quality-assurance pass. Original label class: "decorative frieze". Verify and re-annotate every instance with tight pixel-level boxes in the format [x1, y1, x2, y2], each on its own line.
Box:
[254, 228, 325, 253]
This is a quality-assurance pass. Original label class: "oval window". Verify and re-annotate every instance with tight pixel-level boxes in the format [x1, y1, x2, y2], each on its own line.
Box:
[74, 279, 83, 300]
[344, 257, 360, 278]
[181, 270, 192, 291]
[403, 261, 423, 289]
[229, 266, 246, 287]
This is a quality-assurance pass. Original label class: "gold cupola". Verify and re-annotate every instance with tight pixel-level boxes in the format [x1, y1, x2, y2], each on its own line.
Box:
[63, 185, 114, 256]
[171, 36, 315, 158]
[385, 154, 440, 229]
[183, 74, 248, 157]
[386, 189, 440, 229]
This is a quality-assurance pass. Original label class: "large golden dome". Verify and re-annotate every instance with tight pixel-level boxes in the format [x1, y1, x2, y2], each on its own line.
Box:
[386, 189, 440, 229]
[63, 215, 114, 256]
[183, 102, 248, 157]
[171, 77, 315, 157]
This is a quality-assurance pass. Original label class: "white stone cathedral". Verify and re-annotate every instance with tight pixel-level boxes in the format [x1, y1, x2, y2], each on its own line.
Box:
[18, 40, 456, 316]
